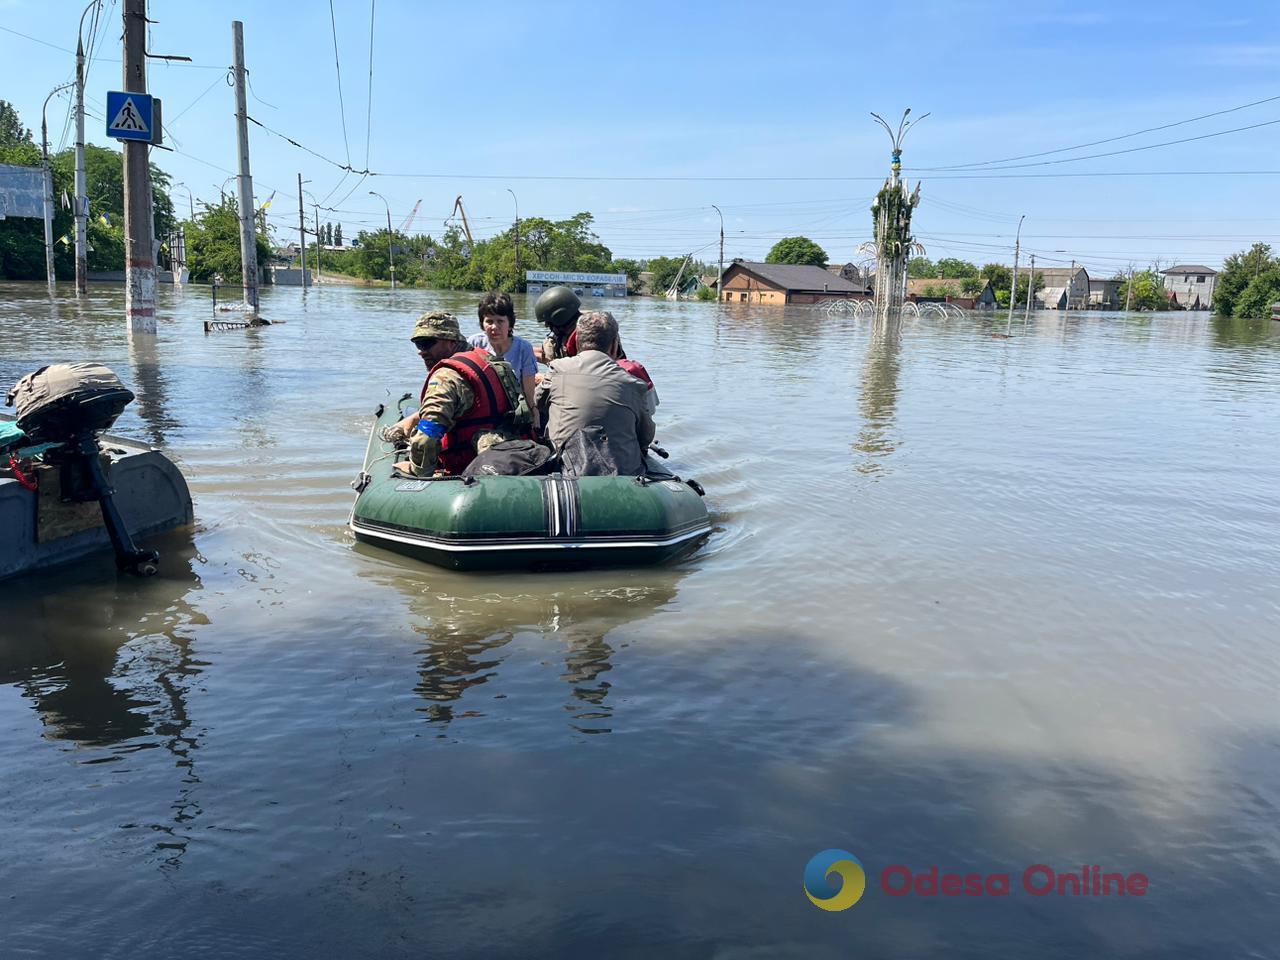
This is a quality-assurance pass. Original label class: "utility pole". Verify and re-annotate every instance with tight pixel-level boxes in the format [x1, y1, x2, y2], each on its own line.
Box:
[74, 5, 94, 298]
[507, 187, 521, 283]
[1024, 253, 1035, 320]
[369, 191, 395, 290]
[232, 20, 259, 314]
[1125, 265, 1134, 312]
[122, 0, 156, 333]
[313, 202, 322, 281]
[1007, 214, 1025, 328]
[711, 204, 724, 301]
[41, 82, 74, 293]
[1067, 258, 1075, 311]
[297, 173, 309, 288]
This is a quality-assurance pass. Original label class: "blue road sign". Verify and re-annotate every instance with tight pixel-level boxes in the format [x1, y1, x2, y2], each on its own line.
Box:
[106, 91, 153, 142]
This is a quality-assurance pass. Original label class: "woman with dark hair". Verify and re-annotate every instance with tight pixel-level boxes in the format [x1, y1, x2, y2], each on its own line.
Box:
[468, 291, 539, 429]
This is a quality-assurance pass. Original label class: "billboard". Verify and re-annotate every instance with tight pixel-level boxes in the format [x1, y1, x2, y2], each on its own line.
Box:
[525, 270, 627, 285]
[0, 164, 46, 219]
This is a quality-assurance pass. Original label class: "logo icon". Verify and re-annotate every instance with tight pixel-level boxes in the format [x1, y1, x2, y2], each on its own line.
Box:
[804, 849, 866, 911]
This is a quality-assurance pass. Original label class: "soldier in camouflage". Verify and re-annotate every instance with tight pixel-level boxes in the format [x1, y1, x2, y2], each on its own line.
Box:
[533, 285, 582, 363]
[387, 311, 527, 477]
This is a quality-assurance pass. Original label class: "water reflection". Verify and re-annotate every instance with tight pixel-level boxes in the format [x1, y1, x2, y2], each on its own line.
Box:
[358, 560, 681, 736]
[0, 531, 209, 868]
[127, 330, 180, 448]
[853, 314, 903, 476]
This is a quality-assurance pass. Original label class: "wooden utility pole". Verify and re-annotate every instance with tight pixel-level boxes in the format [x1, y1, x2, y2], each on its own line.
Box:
[297, 173, 308, 288]
[232, 21, 259, 314]
[1125, 266, 1134, 312]
[122, 0, 156, 333]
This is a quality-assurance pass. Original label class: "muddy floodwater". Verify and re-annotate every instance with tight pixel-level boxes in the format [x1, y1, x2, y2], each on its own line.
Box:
[1, 281, 1278, 958]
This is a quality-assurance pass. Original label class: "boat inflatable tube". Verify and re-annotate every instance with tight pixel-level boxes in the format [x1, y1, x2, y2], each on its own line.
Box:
[349, 396, 712, 571]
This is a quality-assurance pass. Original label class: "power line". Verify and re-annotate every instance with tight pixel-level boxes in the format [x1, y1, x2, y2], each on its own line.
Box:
[908, 117, 1280, 172]
[327, 0, 352, 167]
[364, 0, 376, 171]
[916, 93, 1280, 171]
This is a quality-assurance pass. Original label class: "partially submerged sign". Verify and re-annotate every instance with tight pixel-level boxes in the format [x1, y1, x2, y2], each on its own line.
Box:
[0, 163, 46, 219]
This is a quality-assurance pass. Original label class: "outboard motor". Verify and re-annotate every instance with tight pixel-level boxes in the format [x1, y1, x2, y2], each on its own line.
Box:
[6, 363, 160, 576]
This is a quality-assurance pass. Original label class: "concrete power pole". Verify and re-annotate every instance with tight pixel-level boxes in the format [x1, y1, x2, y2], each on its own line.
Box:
[1024, 253, 1035, 320]
[711, 204, 724, 301]
[1007, 214, 1025, 328]
[313, 203, 323, 281]
[297, 173, 308, 288]
[232, 21, 259, 314]
[74, 34, 89, 296]
[41, 83, 74, 293]
[507, 188, 520, 284]
[122, 0, 156, 334]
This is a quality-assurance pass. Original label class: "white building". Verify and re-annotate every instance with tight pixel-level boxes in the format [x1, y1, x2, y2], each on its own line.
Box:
[1160, 265, 1216, 310]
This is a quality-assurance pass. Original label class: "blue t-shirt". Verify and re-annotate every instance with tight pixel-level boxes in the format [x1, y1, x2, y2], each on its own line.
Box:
[469, 333, 537, 379]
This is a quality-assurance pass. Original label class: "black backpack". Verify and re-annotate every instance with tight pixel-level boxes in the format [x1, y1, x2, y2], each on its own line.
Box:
[461, 439, 556, 477]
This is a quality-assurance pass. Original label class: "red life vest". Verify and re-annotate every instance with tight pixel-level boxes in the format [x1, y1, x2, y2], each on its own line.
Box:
[617, 358, 653, 389]
[425, 348, 515, 475]
[563, 330, 627, 360]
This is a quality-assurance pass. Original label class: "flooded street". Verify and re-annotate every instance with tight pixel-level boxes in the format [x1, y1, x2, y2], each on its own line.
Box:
[2, 281, 1278, 957]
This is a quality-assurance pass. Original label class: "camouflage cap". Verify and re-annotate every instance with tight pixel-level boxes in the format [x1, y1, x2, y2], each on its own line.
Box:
[410, 311, 464, 342]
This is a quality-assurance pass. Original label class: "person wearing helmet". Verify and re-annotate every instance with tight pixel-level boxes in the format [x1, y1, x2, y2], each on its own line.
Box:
[532, 285, 581, 363]
[385, 311, 531, 477]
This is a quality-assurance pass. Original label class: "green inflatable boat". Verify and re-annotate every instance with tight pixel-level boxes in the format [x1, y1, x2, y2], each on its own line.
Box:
[349, 396, 712, 571]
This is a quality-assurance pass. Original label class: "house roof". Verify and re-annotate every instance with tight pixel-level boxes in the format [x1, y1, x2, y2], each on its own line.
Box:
[728, 261, 865, 292]
[906, 278, 988, 296]
[1033, 266, 1089, 283]
[1089, 278, 1122, 289]
[1161, 264, 1217, 275]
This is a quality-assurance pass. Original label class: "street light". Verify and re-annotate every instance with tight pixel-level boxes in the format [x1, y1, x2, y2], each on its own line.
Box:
[41, 81, 74, 292]
[172, 182, 195, 221]
[73, 0, 102, 297]
[303, 189, 323, 281]
[369, 191, 395, 290]
[506, 187, 520, 282]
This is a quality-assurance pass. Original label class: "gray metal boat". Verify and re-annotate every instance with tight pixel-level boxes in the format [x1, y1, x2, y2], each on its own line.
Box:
[1, 412, 193, 582]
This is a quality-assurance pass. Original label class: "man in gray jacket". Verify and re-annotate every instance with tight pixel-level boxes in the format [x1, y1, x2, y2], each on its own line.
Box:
[536, 310, 655, 476]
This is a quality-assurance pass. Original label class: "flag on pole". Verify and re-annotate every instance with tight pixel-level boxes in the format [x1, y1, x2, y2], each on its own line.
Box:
[258, 191, 276, 213]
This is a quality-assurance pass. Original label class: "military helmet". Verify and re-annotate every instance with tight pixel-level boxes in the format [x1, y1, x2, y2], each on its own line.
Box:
[534, 285, 581, 329]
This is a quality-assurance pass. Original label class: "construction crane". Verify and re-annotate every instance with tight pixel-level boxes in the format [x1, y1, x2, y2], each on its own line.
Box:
[448, 195, 475, 256]
[398, 199, 422, 235]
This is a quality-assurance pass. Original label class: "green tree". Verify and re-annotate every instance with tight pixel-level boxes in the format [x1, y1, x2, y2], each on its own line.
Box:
[765, 236, 828, 267]
[907, 257, 936, 279]
[611, 257, 643, 295]
[1116, 270, 1169, 311]
[981, 263, 1011, 290]
[0, 99, 31, 148]
[1233, 264, 1280, 319]
[647, 255, 691, 295]
[333, 222, 342, 246]
[0, 104, 76, 280]
[186, 197, 273, 284]
[1215, 243, 1277, 317]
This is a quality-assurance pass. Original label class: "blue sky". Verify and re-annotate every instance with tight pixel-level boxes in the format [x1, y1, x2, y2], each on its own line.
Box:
[3, 0, 1278, 276]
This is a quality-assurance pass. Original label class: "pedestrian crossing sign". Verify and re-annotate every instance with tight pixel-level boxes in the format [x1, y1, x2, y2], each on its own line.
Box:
[106, 91, 154, 142]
